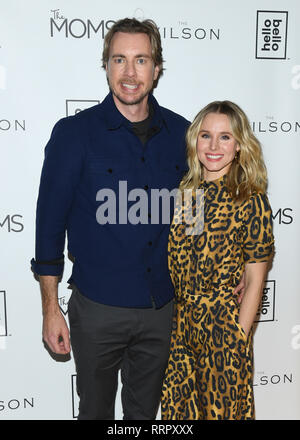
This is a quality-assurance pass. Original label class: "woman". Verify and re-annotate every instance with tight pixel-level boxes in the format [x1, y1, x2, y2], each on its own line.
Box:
[161, 101, 274, 420]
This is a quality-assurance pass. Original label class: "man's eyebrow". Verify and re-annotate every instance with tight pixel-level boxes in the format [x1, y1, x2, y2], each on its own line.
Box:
[111, 54, 151, 58]
[135, 54, 151, 58]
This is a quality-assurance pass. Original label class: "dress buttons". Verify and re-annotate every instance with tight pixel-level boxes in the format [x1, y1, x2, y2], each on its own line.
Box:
[147, 267, 151, 272]
[144, 185, 149, 190]
[148, 241, 152, 246]
[141, 156, 145, 162]
[107, 168, 113, 173]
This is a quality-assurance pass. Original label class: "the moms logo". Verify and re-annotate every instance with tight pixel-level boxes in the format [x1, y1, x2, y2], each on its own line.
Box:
[50, 9, 115, 39]
[0, 215, 24, 232]
[50, 10, 220, 42]
[272, 208, 293, 225]
[256, 10, 288, 59]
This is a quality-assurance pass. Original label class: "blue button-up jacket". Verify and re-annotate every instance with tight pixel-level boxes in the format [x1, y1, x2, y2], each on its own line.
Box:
[31, 92, 190, 308]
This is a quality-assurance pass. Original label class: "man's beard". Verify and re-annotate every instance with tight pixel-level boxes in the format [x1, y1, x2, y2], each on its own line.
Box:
[111, 90, 149, 106]
[109, 80, 153, 106]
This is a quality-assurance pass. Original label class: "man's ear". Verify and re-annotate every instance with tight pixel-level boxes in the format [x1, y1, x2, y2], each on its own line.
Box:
[153, 64, 160, 81]
[105, 62, 108, 74]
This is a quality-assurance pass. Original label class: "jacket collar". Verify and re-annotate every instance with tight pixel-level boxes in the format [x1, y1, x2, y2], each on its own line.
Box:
[101, 92, 169, 132]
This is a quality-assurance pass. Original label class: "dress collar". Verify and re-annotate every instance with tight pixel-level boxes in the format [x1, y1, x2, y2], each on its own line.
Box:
[199, 173, 227, 189]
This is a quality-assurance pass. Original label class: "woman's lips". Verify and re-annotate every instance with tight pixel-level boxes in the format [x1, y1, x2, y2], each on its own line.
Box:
[205, 154, 224, 161]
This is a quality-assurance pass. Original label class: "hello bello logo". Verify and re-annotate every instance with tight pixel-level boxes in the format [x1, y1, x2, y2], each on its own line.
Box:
[256, 11, 288, 59]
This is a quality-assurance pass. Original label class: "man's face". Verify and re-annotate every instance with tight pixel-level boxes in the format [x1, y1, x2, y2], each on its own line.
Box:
[106, 32, 159, 109]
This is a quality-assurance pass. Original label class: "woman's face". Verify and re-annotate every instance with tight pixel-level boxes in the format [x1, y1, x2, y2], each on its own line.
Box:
[196, 112, 240, 181]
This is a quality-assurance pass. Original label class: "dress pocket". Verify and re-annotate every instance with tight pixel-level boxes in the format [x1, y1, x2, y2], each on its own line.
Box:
[225, 298, 248, 344]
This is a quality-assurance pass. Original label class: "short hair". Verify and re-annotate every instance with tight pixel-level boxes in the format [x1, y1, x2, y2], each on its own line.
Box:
[102, 18, 164, 81]
[181, 101, 268, 201]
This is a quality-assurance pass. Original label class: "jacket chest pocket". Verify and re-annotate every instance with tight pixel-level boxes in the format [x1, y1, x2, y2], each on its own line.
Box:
[87, 157, 131, 189]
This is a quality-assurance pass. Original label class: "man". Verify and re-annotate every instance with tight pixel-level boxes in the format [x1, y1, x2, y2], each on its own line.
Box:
[31, 18, 190, 420]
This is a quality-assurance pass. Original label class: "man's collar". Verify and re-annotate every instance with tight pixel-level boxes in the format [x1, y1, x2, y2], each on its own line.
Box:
[101, 92, 169, 132]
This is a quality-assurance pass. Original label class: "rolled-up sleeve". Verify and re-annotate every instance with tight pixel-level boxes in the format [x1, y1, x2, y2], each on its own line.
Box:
[242, 192, 275, 264]
[31, 117, 85, 276]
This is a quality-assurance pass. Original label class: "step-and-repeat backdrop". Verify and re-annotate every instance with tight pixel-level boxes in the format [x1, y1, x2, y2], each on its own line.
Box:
[1, 0, 299, 420]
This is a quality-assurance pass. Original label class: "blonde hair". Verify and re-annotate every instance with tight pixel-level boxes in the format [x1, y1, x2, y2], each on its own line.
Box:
[181, 101, 268, 201]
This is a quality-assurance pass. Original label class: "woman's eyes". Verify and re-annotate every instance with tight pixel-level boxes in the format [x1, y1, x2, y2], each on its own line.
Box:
[200, 134, 231, 140]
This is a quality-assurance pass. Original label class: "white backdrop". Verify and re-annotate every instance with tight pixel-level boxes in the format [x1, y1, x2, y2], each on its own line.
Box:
[0, 0, 299, 420]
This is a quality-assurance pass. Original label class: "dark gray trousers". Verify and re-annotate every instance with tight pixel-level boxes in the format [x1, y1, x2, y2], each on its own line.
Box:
[68, 286, 173, 420]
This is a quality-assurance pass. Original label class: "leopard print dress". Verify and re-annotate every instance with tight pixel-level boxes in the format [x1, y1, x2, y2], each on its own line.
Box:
[161, 175, 274, 420]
